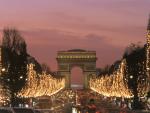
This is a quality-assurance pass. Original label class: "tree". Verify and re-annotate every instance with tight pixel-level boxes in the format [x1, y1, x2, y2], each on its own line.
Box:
[27, 56, 42, 74]
[123, 43, 147, 110]
[2, 28, 27, 106]
[99, 65, 111, 75]
[0, 79, 10, 106]
[41, 63, 51, 74]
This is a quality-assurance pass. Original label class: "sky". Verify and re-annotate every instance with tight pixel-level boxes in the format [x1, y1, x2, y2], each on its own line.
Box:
[0, 0, 150, 85]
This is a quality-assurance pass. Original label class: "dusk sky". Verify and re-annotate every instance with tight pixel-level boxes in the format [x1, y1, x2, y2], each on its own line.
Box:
[0, 0, 150, 84]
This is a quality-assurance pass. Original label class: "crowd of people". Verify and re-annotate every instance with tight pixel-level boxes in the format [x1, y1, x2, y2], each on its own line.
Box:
[62, 89, 150, 113]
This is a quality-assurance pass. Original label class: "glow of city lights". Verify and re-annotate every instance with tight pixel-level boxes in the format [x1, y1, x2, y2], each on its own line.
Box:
[18, 63, 65, 98]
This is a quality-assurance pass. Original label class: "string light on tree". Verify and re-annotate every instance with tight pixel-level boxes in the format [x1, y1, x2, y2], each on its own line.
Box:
[18, 63, 65, 98]
[89, 59, 133, 98]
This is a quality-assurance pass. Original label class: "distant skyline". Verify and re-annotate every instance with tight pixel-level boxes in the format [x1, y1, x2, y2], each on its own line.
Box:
[0, 0, 150, 85]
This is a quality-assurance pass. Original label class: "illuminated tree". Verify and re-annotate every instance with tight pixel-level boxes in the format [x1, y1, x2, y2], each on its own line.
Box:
[41, 63, 51, 74]
[0, 82, 10, 106]
[89, 59, 133, 98]
[18, 63, 65, 98]
[124, 45, 146, 109]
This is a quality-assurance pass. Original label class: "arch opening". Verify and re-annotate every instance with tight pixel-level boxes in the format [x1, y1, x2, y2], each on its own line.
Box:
[71, 66, 84, 89]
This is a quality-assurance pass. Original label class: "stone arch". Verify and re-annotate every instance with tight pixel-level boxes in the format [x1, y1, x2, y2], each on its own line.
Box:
[56, 49, 97, 89]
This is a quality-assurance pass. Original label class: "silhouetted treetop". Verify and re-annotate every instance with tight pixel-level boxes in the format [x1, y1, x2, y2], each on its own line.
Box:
[2, 28, 26, 55]
[123, 42, 143, 58]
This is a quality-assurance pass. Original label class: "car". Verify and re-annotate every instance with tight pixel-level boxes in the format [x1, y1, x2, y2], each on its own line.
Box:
[0, 108, 15, 113]
[13, 108, 35, 113]
[34, 109, 42, 113]
[35, 109, 52, 113]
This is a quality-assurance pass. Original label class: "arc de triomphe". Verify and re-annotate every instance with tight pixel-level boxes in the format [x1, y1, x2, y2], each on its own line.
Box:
[56, 49, 97, 89]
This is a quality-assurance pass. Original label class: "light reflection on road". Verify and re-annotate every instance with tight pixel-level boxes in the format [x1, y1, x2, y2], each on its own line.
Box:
[72, 107, 77, 113]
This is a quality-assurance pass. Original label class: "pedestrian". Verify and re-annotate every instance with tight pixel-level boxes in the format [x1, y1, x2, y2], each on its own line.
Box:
[63, 101, 72, 113]
[86, 99, 97, 113]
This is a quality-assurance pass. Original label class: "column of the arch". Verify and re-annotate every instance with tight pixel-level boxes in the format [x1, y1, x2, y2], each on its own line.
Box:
[65, 72, 71, 89]
[59, 71, 71, 89]
[83, 72, 96, 89]
[57, 61, 71, 89]
[83, 61, 97, 89]
[83, 72, 89, 89]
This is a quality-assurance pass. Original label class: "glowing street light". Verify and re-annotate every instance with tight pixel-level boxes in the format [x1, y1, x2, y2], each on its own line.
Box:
[20, 76, 23, 79]
[1, 68, 6, 72]
[129, 75, 133, 79]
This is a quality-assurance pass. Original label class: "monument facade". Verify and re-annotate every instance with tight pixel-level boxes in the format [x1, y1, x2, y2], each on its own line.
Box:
[57, 49, 97, 89]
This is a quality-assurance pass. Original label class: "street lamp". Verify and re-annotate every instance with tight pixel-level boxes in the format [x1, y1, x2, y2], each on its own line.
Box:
[129, 75, 133, 79]
[1, 68, 6, 78]
[1, 68, 6, 72]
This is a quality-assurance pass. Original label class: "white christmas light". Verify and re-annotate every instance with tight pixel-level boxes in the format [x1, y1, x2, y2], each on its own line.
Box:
[89, 59, 133, 98]
[18, 63, 65, 98]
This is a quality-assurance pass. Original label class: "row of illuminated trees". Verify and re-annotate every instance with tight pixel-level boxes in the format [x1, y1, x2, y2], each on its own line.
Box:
[90, 42, 150, 110]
